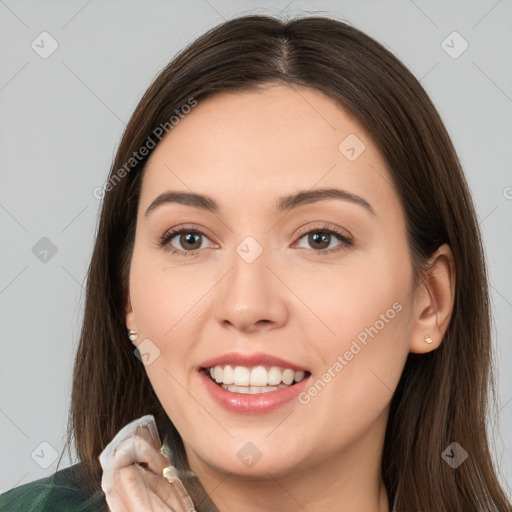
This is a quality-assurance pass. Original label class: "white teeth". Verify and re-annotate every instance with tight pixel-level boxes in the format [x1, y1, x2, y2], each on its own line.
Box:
[282, 369, 294, 385]
[206, 364, 308, 388]
[223, 365, 234, 384]
[233, 366, 250, 386]
[249, 366, 267, 387]
[294, 370, 305, 382]
[221, 383, 289, 394]
[268, 366, 282, 385]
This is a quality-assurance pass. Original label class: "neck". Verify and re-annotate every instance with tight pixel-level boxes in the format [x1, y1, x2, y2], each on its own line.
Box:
[185, 408, 390, 512]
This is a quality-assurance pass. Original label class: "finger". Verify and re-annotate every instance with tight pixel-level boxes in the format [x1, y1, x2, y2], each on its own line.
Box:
[134, 421, 162, 452]
[113, 428, 170, 474]
[143, 416, 162, 448]
[143, 468, 197, 512]
[99, 415, 162, 475]
[114, 464, 155, 511]
[101, 433, 169, 503]
[105, 460, 197, 512]
[116, 464, 183, 512]
[105, 463, 167, 512]
[100, 416, 159, 463]
[103, 487, 130, 512]
[102, 465, 139, 512]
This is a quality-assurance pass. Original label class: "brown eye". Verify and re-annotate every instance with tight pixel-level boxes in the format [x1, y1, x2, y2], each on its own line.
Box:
[158, 226, 215, 256]
[176, 232, 203, 251]
[307, 231, 332, 250]
[294, 224, 354, 256]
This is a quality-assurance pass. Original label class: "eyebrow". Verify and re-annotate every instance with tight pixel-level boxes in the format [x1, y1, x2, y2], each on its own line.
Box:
[144, 187, 375, 218]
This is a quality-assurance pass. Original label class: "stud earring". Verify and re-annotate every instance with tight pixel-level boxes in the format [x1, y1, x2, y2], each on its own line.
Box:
[127, 329, 138, 342]
[425, 335, 433, 344]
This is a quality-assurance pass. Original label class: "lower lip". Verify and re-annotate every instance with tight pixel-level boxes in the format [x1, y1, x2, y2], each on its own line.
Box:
[199, 370, 311, 415]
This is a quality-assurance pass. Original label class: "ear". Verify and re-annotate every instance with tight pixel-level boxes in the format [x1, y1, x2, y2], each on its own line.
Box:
[125, 291, 138, 346]
[409, 243, 456, 354]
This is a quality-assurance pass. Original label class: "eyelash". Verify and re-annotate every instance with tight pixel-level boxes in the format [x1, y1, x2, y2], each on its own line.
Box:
[157, 223, 354, 257]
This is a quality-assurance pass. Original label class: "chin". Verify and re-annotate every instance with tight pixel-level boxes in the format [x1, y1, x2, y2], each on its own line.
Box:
[188, 440, 307, 480]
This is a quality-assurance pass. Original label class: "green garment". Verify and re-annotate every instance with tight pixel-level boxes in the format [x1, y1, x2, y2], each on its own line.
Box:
[0, 460, 109, 511]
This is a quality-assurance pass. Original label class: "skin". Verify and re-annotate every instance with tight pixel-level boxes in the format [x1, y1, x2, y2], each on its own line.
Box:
[125, 84, 455, 511]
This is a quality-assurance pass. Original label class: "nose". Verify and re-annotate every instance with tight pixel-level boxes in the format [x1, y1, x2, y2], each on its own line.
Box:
[214, 248, 289, 334]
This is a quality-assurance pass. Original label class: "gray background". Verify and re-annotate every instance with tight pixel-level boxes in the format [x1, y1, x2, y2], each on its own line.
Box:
[1, 0, 511, 498]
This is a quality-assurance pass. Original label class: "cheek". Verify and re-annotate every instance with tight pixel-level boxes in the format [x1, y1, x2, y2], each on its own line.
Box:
[128, 245, 231, 425]
[291, 238, 413, 349]
[290, 298, 412, 467]
[308, 281, 411, 402]
[129, 244, 210, 344]
[295, 253, 414, 439]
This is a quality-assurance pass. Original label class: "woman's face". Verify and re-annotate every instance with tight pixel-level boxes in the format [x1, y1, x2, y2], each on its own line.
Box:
[126, 85, 417, 479]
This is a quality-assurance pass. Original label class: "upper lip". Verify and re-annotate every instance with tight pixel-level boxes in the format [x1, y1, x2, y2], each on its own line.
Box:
[199, 352, 310, 372]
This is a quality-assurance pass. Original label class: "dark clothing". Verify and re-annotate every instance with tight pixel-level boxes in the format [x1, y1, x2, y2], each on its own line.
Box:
[0, 460, 108, 511]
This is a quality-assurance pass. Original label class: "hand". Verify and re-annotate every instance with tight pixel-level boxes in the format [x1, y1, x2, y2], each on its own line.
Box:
[99, 415, 196, 511]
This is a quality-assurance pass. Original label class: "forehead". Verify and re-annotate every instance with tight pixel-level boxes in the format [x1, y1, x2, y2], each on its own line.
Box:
[139, 85, 399, 218]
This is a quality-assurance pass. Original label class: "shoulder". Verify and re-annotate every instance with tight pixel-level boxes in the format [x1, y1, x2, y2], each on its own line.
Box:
[0, 460, 109, 511]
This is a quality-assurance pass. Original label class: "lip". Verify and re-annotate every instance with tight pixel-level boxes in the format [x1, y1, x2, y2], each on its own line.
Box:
[199, 351, 309, 372]
[199, 369, 311, 415]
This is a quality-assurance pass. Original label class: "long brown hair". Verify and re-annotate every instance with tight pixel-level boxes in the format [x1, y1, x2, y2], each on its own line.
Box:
[60, 14, 511, 511]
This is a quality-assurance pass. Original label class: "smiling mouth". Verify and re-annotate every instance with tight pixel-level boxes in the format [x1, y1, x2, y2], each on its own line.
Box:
[201, 365, 311, 395]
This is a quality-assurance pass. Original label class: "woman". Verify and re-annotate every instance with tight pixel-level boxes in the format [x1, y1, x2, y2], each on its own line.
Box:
[1, 13, 510, 512]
